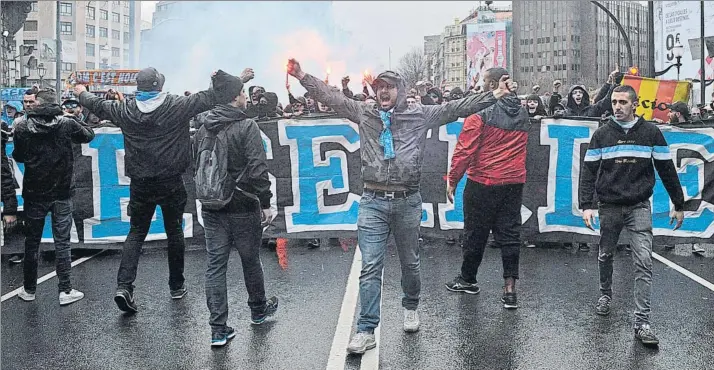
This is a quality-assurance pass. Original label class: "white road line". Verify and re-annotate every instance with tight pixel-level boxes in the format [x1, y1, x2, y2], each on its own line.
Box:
[326, 247, 363, 370]
[653, 252, 714, 292]
[1, 250, 104, 302]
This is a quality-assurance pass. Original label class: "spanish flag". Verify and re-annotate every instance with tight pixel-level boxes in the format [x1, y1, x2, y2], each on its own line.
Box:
[621, 76, 691, 121]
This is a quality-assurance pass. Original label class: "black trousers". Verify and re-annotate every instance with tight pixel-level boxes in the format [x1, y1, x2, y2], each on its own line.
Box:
[460, 180, 523, 283]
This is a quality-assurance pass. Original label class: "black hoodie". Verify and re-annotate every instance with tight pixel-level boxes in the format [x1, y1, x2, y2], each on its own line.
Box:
[1, 122, 18, 214]
[192, 104, 272, 211]
[12, 104, 95, 202]
[562, 84, 614, 118]
[525, 94, 547, 117]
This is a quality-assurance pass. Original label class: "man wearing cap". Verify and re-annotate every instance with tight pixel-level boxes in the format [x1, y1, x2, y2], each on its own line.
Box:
[653, 102, 690, 125]
[74, 67, 250, 313]
[287, 58, 515, 354]
[61, 98, 99, 126]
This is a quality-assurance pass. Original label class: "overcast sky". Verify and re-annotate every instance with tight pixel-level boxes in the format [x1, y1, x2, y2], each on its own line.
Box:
[139, 1, 508, 65]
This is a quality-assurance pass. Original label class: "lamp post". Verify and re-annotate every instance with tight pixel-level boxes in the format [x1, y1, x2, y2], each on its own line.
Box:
[653, 41, 683, 80]
[99, 44, 110, 69]
[37, 62, 46, 87]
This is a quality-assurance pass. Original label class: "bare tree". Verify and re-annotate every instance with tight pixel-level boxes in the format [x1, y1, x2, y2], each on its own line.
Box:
[397, 47, 428, 89]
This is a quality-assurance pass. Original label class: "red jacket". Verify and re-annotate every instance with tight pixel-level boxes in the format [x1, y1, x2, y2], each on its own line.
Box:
[449, 95, 530, 187]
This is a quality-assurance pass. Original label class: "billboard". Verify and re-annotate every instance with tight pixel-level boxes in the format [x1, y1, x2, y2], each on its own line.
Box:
[653, 1, 714, 103]
[466, 22, 507, 89]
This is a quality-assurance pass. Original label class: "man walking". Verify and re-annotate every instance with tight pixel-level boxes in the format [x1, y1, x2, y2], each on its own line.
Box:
[192, 71, 278, 347]
[579, 85, 685, 346]
[287, 58, 514, 354]
[12, 88, 95, 305]
[74, 67, 245, 312]
[444, 68, 530, 309]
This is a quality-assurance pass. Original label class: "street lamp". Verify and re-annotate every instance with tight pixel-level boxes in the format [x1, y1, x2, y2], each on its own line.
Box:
[654, 41, 684, 80]
[37, 62, 46, 87]
[99, 44, 110, 69]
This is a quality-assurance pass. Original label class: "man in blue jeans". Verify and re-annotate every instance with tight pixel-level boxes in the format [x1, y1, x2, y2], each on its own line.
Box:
[287, 58, 515, 354]
[580, 85, 685, 346]
[192, 71, 278, 347]
[12, 88, 95, 305]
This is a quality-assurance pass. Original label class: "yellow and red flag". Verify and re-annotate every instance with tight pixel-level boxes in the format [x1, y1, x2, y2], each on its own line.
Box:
[621, 76, 691, 121]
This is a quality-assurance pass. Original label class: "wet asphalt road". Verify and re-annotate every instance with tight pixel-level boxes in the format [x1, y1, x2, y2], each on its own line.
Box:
[1, 239, 713, 370]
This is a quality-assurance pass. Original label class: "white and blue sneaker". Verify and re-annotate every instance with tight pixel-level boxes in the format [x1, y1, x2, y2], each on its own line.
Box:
[211, 327, 237, 347]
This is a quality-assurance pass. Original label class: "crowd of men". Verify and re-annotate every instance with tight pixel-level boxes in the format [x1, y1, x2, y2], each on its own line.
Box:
[0, 59, 710, 351]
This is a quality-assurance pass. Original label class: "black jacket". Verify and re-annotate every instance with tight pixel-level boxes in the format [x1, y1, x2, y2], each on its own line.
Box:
[564, 84, 614, 118]
[78, 89, 223, 180]
[12, 104, 95, 202]
[192, 104, 272, 211]
[1, 122, 18, 214]
[579, 117, 684, 211]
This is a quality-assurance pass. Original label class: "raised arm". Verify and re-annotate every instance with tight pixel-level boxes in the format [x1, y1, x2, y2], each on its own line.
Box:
[62, 116, 96, 144]
[76, 88, 124, 126]
[287, 59, 364, 124]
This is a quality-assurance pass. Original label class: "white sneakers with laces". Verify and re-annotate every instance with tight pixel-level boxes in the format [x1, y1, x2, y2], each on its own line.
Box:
[59, 289, 85, 306]
[403, 308, 420, 333]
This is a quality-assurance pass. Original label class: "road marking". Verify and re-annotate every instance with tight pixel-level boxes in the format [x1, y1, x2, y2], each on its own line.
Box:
[1, 250, 104, 302]
[653, 252, 714, 292]
[359, 272, 382, 370]
[326, 246, 363, 370]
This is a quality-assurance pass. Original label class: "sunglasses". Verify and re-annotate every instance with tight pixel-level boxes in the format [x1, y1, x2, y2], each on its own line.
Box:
[63, 103, 79, 109]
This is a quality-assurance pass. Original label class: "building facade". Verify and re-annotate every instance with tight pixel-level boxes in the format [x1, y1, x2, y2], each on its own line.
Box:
[512, 1, 650, 93]
[10, 0, 141, 88]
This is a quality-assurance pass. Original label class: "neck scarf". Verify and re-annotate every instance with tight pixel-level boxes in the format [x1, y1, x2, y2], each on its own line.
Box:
[379, 110, 395, 160]
[135, 91, 160, 101]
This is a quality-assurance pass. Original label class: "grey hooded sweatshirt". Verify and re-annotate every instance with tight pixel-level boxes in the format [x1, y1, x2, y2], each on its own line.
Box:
[299, 72, 498, 190]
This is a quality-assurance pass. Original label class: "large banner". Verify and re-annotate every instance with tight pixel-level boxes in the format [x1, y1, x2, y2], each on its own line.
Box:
[466, 22, 507, 89]
[2, 117, 713, 251]
[622, 76, 691, 121]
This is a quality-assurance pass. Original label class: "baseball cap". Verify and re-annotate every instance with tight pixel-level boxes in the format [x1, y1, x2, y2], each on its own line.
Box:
[668, 102, 691, 120]
[136, 67, 165, 92]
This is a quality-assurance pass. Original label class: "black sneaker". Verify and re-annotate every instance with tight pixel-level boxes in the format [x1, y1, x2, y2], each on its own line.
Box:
[579, 243, 590, 252]
[170, 285, 188, 300]
[251, 296, 278, 325]
[445, 276, 480, 294]
[634, 324, 660, 346]
[211, 327, 237, 347]
[596, 295, 611, 316]
[114, 289, 138, 313]
[8, 255, 23, 264]
[501, 292, 518, 309]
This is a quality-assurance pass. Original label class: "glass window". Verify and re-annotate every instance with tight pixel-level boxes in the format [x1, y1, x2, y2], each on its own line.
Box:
[60, 22, 73, 35]
[112, 47, 120, 57]
[86, 43, 95, 56]
[86, 61, 95, 69]
[112, 30, 120, 40]
[60, 2, 73, 16]
[99, 27, 108, 38]
[124, 15, 130, 25]
[24, 40, 38, 46]
[100, 9, 108, 20]
[86, 25, 95, 37]
[62, 62, 74, 71]
[24, 21, 38, 32]
[112, 12, 120, 23]
[31, 2, 38, 12]
[86, 6, 95, 19]
[123, 32, 129, 42]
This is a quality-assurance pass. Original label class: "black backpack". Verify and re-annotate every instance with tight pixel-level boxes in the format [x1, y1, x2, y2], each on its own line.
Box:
[194, 126, 234, 210]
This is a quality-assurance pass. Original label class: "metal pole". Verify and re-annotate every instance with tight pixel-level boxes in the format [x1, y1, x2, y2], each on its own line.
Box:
[55, 1, 62, 103]
[647, 1, 655, 77]
[591, 1, 633, 68]
[700, 0, 706, 106]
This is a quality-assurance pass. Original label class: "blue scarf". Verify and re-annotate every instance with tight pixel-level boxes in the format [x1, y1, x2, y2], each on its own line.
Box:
[135, 91, 160, 101]
[379, 110, 395, 160]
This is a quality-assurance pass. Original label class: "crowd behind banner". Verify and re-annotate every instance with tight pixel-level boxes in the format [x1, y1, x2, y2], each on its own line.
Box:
[2, 115, 713, 253]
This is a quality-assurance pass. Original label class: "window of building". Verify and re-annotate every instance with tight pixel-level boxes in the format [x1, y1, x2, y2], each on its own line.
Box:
[60, 2, 73, 16]
[562, 64, 567, 70]
[31, 2, 38, 12]
[123, 32, 130, 42]
[24, 40, 38, 46]
[100, 9, 108, 20]
[112, 30, 120, 40]
[86, 6, 95, 19]
[86, 25, 95, 37]
[124, 15, 130, 25]
[112, 12, 120, 23]
[62, 62, 74, 71]
[60, 22, 73, 35]
[546, 37, 550, 43]
[99, 27, 108, 38]
[24, 20, 38, 32]
[86, 43, 95, 56]
[86, 61, 95, 69]
[112, 47, 120, 57]
[113, 1, 121, 5]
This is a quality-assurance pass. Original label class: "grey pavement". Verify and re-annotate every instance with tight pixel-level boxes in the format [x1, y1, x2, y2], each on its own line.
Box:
[2, 239, 713, 370]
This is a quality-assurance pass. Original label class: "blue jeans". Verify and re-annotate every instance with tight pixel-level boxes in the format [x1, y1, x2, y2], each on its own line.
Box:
[202, 207, 267, 334]
[23, 198, 74, 293]
[598, 201, 653, 327]
[357, 190, 422, 333]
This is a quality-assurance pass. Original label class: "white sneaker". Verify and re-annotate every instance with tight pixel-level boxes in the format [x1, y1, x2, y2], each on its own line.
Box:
[18, 288, 35, 302]
[404, 309, 420, 333]
[346, 332, 376, 354]
[59, 289, 85, 306]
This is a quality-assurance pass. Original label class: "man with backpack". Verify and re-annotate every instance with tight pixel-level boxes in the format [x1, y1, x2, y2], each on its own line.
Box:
[192, 71, 278, 347]
[74, 67, 246, 313]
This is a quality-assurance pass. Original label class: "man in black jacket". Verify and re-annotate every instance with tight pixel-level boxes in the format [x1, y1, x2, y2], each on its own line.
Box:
[579, 85, 685, 346]
[1, 121, 19, 245]
[12, 89, 95, 306]
[192, 72, 278, 347]
[74, 67, 241, 313]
